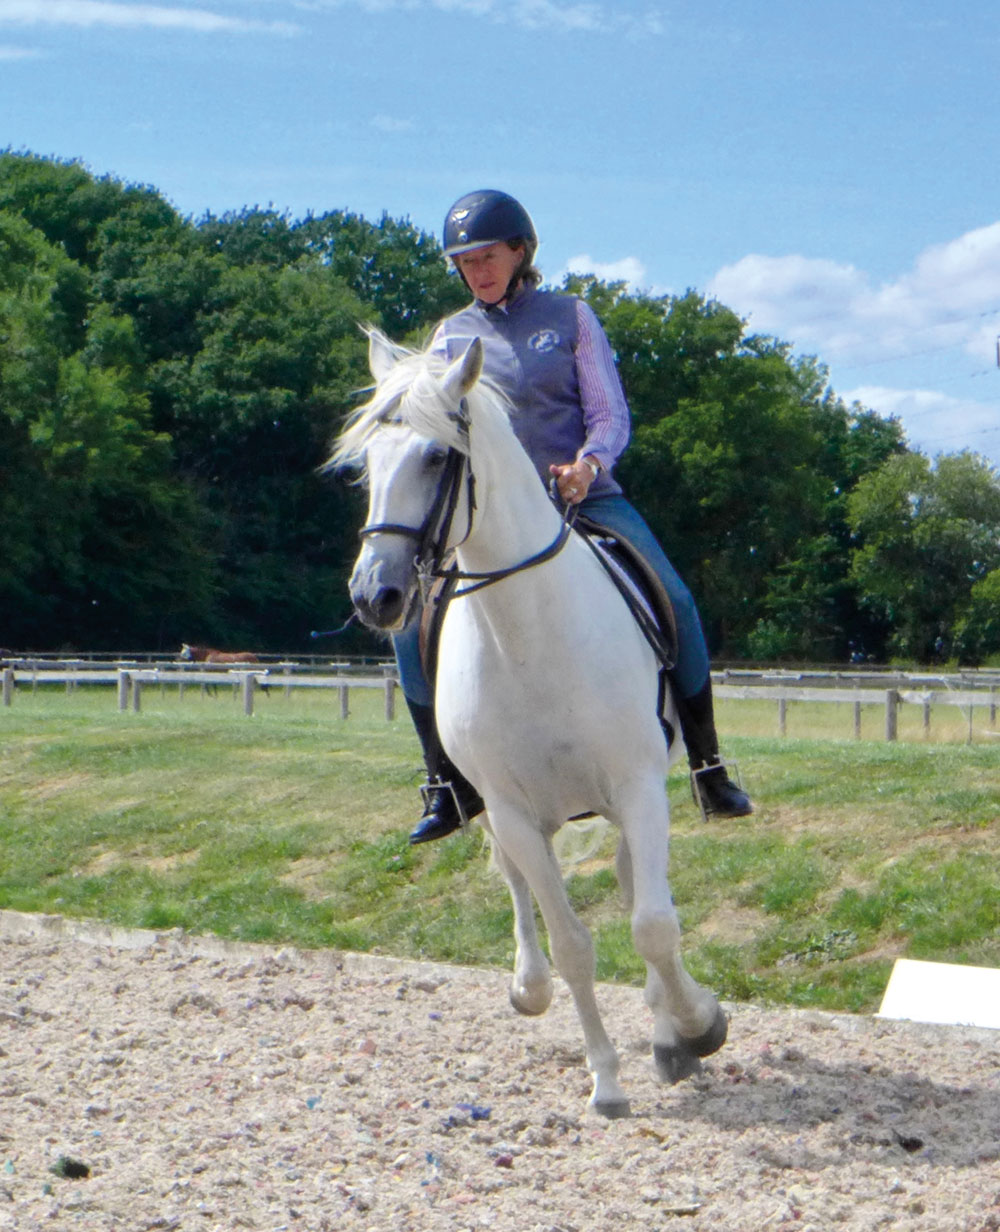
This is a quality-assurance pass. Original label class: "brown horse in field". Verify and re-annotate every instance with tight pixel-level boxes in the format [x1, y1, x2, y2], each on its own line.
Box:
[178, 643, 260, 664]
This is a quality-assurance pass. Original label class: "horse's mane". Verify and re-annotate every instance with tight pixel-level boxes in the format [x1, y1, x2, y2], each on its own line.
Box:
[329, 328, 512, 473]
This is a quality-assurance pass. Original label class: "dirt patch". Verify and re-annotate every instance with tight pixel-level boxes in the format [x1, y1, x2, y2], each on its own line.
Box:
[20, 773, 94, 800]
[74, 850, 201, 878]
[281, 856, 337, 901]
[0, 910, 998, 1232]
[695, 904, 769, 944]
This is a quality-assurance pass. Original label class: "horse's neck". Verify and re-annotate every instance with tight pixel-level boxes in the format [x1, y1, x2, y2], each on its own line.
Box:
[459, 404, 563, 576]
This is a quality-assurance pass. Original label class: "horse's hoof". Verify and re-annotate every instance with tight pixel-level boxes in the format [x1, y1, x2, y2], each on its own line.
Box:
[688, 1006, 729, 1058]
[654, 1043, 703, 1085]
[591, 1097, 631, 1120]
[654, 1007, 729, 1085]
[509, 981, 553, 1017]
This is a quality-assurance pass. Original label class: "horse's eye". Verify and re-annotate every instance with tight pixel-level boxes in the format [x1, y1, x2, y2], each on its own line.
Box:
[424, 447, 448, 470]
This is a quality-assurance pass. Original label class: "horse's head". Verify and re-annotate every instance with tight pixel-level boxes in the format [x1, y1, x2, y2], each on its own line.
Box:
[333, 330, 483, 632]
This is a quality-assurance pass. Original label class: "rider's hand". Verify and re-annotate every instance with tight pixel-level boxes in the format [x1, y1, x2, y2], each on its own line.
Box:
[549, 457, 599, 506]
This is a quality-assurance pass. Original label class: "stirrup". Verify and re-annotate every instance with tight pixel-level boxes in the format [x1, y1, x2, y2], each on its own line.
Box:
[419, 776, 471, 830]
[690, 760, 745, 822]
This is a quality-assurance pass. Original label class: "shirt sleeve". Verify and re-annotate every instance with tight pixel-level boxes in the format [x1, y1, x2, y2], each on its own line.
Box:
[574, 299, 631, 472]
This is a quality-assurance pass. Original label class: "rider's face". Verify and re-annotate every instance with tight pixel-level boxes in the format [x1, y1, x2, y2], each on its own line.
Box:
[454, 241, 524, 305]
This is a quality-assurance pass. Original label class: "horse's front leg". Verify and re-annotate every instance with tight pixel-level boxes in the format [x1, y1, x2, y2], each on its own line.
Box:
[613, 776, 728, 1084]
[481, 816, 553, 1016]
[488, 805, 629, 1119]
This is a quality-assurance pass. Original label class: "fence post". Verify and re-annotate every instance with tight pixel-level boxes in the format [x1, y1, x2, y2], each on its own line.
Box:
[922, 699, 931, 738]
[777, 696, 787, 737]
[2, 668, 13, 707]
[242, 673, 255, 717]
[117, 670, 131, 712]
[853, 700, 862, 739]
[384, 677, 396, 721]
[885, 689, 898, 741]
[339, 684, 349, 719]
[132, 677, 142, 713]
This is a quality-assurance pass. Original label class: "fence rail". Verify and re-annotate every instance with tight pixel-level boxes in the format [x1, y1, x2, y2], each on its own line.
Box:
[3, 662, 999, 741]
[1, 666, 398, 720]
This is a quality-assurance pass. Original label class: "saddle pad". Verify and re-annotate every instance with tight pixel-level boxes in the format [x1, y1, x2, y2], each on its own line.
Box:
[573, 516, 678, 666]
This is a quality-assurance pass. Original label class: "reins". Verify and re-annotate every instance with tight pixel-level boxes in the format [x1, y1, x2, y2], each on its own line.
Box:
[357, 447, 577, 601]
[443, 501, 576, 598]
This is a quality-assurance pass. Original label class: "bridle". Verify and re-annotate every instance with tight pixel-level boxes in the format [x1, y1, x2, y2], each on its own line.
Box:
[357, 431, 575, 603]
[358, 444, 473, 598]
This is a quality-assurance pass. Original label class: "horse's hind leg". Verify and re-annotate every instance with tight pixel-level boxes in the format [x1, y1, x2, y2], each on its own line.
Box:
[482, 818, 553, 1017]
[489, 806, 629, 1118]
[614, 779, 728, 1084]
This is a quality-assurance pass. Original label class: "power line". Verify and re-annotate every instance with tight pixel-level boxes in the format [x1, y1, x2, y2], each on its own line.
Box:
[827, 308, 1000, 372]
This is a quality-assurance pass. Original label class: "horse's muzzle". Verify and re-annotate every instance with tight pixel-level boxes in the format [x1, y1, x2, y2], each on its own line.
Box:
[351, 582, 411, 631]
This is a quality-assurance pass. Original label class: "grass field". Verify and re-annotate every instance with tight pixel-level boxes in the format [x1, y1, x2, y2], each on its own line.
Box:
[2, 683, 998, 1014]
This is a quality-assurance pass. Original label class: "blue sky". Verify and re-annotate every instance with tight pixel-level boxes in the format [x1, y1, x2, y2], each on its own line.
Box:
[2, 0, 999, 465]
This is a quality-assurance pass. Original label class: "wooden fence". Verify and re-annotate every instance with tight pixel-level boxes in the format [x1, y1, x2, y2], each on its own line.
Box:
[1, 665, 399, 720]
[3, 661, 1000, 741]
[713, 683, 997, 743]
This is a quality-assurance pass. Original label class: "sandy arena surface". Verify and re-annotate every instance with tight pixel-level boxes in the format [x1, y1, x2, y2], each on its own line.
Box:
[0, 909, 998, 1232]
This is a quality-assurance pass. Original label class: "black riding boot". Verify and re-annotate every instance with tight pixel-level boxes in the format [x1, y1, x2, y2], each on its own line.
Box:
[676, 681, 753, 819]
[405, 698, 484, 845]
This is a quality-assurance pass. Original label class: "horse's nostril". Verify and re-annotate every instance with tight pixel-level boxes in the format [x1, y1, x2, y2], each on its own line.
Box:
[376, 587, 404, 618]
[352, 585, 407, 629]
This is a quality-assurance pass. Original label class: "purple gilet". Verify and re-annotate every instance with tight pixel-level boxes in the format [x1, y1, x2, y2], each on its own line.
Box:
[430, 285, 630, 497]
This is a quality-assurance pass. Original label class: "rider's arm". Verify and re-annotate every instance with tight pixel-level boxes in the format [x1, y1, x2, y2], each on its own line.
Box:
[574, 299, 631, 475]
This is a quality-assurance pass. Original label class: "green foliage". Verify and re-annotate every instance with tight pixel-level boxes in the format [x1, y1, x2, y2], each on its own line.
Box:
[1, 149, 995, 660]
[847, 451, 1000, 661]
[953, 567, 1000, 663]
[565, 276, 907, 658]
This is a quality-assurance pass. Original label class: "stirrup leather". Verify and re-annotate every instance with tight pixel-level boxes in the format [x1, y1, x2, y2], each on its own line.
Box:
[690, 760, 744, 823]
[420, 776, 471, 830]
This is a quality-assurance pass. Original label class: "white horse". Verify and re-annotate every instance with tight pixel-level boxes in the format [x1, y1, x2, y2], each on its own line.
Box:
[333, 330, 727, 1118]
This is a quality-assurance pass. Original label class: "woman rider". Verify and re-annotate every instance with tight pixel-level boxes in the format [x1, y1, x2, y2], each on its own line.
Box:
[395, 189, 752, 844]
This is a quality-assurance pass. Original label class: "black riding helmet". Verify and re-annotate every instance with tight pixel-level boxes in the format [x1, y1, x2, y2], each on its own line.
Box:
[443, 189, 537, 257]
[443, 190, 538, 299]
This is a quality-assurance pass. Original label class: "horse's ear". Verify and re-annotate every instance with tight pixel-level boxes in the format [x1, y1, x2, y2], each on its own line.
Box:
[443, 337, 483, 401]
[367, 329, 400, 382]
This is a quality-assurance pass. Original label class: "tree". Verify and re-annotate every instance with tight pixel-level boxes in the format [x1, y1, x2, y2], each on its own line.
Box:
[953, 568, 1000, 664]
[847, 451, 1000, 661]
[566, 278, 905, 659]
[297, 210, 468, 340]
[0, 210, 215, 647]
[146, 258, 372, 644]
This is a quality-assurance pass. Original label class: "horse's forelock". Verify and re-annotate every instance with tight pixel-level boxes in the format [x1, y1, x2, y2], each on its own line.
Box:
[329, 336, 508, 472]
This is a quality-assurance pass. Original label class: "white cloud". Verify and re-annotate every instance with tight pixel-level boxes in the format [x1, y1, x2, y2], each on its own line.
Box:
[707, 222, 1000, 465]
[844, 385, 1000, 463]
[565, 252, 659, 291]
[370, 113, 416, 134]
[291, 0, 663, 35]
[0, 0, 298, 35]
[708, 221, 1000, 368]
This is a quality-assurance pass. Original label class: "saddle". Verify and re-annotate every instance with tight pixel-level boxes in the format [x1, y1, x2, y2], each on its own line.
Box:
[419, 516, 680, 730]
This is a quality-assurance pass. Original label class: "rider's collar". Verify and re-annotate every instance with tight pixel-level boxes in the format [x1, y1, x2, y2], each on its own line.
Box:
[476, 283, 534, 315]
